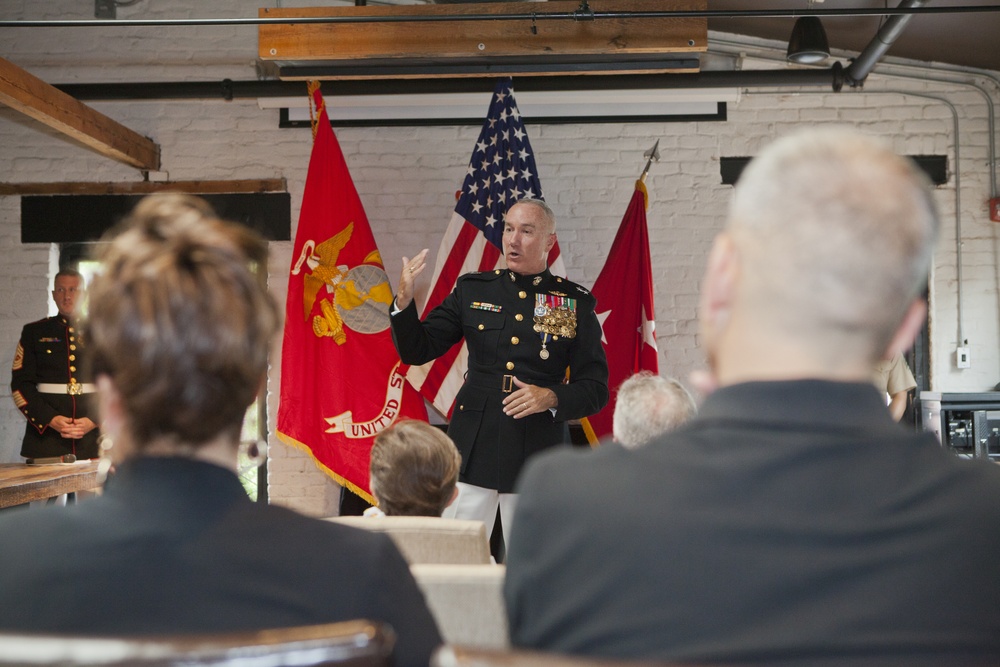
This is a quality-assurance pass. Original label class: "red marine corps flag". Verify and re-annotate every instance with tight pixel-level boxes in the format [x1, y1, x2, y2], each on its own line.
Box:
[580, 159, 660, 443]
[277, 82, 427, 502]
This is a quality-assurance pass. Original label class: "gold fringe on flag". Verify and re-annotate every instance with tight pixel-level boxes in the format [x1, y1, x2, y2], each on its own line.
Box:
[634, 179, 649, 211]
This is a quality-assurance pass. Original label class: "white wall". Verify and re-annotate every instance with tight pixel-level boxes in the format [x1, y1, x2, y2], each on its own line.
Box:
[1, 1, 998, 515]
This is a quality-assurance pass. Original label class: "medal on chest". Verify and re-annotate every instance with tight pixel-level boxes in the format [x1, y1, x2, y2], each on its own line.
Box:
[533, 293, 577, 360]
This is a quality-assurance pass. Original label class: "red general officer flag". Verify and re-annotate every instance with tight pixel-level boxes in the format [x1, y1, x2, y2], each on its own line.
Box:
[580, 180, 659, 443]
[277, 82, 427, 503]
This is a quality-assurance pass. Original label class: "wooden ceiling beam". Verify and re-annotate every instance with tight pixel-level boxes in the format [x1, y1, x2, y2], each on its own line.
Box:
[259, 0, 707, 77]
[0, 179, 287, 196]
[0, 57, 160, 171]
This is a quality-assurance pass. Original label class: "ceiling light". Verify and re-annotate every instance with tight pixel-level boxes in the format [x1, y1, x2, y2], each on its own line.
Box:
[787, 16, 830, 64]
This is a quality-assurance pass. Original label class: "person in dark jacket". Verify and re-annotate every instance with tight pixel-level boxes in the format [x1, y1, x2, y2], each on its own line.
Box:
[505, 129, 1000, 666]
[0, 194, 442, 667]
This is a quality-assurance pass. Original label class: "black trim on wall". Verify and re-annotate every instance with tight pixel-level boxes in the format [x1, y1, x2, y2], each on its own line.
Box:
[720, 155, 949, 186]
[21, 193, 291, 244]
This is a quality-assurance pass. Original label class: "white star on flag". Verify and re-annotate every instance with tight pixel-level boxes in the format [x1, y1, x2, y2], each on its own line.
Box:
[597, 310, 612, 345]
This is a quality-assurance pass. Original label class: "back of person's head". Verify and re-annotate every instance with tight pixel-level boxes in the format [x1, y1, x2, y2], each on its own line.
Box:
[722, 128, 939, 365]
[613, 371, 696, 449]
[370, 420, 461, 517]
[85, 193, 280, 449]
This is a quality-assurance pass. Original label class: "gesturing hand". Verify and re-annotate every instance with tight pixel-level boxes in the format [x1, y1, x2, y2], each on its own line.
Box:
[396, 248, 429, 311]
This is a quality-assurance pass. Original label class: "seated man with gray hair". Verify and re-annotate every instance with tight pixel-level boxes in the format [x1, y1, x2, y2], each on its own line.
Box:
[505, 128, 1000, 665]
[612, 371, 695, 449]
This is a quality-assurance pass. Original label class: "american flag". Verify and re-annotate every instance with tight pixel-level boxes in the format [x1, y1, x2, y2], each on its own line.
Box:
[406, 77, 566, 418]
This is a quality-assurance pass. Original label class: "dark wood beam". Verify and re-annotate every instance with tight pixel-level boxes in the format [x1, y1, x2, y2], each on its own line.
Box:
[0, 56, 160, 171]
[0, 179, 286, 196]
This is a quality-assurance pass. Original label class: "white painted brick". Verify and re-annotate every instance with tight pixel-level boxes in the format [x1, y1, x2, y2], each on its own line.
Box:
[1, 0, 998, 490]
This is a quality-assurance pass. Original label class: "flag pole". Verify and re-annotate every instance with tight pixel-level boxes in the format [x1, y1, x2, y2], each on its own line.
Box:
[636, 140, 659, 209]
[581, 139, 661, 444]
[639, 139, 660, 184]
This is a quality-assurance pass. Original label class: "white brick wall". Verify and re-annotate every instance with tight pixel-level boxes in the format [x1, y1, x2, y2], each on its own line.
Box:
[2, 1, 999, 515]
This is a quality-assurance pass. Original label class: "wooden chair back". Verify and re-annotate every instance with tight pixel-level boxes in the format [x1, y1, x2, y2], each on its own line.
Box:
[0, 619, 393, 667]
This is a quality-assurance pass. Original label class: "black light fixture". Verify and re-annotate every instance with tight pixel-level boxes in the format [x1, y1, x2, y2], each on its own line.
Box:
[787, 16, 830, 64]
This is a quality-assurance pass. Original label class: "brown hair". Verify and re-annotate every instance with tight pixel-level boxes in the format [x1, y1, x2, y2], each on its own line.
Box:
[54, 268, 84, 286]
[370, 420, 461, 517]
[85, 193, 280, 448]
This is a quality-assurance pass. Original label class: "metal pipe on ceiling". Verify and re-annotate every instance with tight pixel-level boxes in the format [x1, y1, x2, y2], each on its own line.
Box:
[0, 5, 999, 28]
[52, 67, 845, 101]
[844, 0, 931, 87]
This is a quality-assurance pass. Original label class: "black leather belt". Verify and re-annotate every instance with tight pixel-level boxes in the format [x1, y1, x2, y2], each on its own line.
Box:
[465, 370, 516, 393]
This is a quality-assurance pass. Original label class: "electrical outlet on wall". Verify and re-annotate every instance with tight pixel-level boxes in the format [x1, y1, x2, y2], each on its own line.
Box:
[956, 346, 971, 369]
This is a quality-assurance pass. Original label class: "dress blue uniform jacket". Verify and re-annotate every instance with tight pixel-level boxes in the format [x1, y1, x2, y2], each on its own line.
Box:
[10, 315, 98, 459]
[391, 268, 609, 492]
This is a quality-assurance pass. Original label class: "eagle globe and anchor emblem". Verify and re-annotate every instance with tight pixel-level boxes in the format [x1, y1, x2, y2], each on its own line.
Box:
[291, 221, 394, 344]
[291, 222, 407, 440]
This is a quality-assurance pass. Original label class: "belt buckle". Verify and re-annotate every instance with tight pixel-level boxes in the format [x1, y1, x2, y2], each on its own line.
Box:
[67, 381, 82, 396]
[502, 375, 514, 393]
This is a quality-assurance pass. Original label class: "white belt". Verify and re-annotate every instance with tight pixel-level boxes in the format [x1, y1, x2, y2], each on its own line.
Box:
[37, 382, 97, 395]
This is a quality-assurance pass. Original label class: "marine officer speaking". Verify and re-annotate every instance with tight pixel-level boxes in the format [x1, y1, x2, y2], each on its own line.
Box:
[390, 199, 609, 548]
[11, 269, 99, 461]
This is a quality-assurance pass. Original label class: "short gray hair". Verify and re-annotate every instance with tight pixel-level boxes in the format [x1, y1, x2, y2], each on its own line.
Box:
[509, 197, 556, 233]
[613, 371, 696, 449]
[727, 128, 939, 359]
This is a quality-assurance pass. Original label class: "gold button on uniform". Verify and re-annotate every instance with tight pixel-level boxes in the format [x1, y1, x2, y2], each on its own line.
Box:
[511, 337, 519, 345]
[70, 345, 76, 351]
[478, 324, 485, 330]
[69, 355, 76, 361]
[506, 362, 515, 370]
[70, 366, 76, 372]
[515, 313, 524, 322]
[459, 405, 465, 411]
[518, 291, 527, 299]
